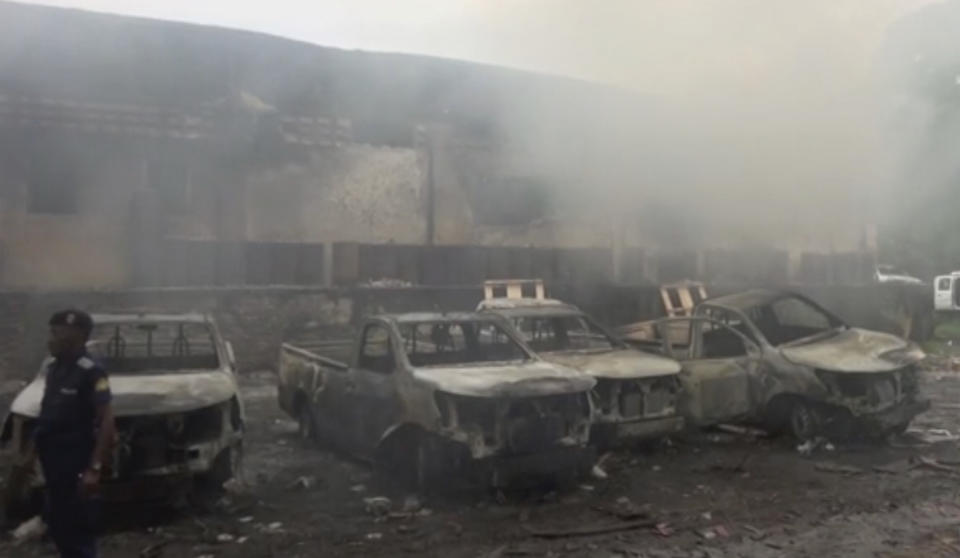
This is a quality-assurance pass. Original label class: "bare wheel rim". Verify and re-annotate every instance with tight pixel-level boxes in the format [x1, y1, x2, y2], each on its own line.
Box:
[790, 402, 817, 439]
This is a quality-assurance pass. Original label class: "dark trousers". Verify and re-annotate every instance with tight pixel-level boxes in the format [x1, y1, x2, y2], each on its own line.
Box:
[38, 443, 99, 558]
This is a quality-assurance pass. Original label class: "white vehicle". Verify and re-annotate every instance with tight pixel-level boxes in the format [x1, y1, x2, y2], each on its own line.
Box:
[934, 272, 960, 312]
[1, 313, 245, 521]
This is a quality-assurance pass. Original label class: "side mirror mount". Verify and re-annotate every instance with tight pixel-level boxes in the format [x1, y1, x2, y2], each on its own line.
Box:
[225, 341, 237, 371]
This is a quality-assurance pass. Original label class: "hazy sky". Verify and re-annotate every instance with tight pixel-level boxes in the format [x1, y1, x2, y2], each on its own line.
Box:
[22, 0, 934, 96]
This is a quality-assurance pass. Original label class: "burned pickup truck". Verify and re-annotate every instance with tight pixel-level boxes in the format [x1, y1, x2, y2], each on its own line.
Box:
[620, 290, 928, 440]
[2, 313, 244, 519]
[278, 313, 595, 489]
[477, 296, 684, 447]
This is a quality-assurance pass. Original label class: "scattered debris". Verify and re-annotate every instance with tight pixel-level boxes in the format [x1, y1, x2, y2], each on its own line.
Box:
[591, 464, 609, 480]
[216, 533, 236, 543]
[593, 497, 649, 520]
[402, 495, 423, 513]
[654, 522, 674, 537]
[365, 532, 383, 541]
[140, 542, 167, 558]
[238, 516, 254, 523]
[814, 462, 867, 475]
[350, 484, 367, 493]
[288, 475, 318, 490]
[578, 484, 595, 492]
[364, 496, 393, 517]
[11, 516, 45, 544]
[915, 455, 960, 474]
[716, 424, 769, 437]
[524, 519, 658, 539]
[744, 525, 765, 539]
[797, 437, 830, 456]
[873, 459, 918, 475]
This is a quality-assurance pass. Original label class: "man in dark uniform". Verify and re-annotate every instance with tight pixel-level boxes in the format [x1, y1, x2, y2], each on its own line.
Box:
[35, 310, 115, 558]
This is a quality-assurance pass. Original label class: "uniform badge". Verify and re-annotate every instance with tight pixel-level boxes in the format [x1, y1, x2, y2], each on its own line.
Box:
[95, 377, 110, 392]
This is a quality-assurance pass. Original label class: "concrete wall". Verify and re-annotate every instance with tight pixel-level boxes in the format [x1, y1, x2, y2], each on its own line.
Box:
[0, 134, 140, 289]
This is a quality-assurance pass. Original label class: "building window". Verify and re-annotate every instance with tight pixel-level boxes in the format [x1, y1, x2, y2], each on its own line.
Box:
[27, 163, 78, 214]
[471, 176, 550, 226]
[148, 159, 191, 214]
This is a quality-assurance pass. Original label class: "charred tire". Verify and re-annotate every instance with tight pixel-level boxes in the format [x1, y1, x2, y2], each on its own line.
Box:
[376, 428, 462, 494]
[889, 421, 911, 436]
[2, 464, 41, 526]
[192, 446, 239, 507]
[787, 399, 822, 441]
[297, 399, 318, 447]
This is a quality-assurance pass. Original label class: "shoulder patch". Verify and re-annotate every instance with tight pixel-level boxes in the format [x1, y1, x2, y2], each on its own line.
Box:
[77, 356, 96, 370]
[95, 377, 110, 392]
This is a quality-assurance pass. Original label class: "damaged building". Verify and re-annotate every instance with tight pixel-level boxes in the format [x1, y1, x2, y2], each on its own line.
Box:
[0, 2, 880, 292]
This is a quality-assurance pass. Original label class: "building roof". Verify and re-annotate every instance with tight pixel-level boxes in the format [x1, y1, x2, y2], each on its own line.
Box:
[0, 94, 352, 146]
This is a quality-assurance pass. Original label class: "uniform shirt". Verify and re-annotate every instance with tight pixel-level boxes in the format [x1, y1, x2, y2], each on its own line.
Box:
[36, 353, 111, 447]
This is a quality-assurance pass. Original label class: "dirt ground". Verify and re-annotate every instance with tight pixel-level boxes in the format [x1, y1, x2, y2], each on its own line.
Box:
[5, 366, 960, 558]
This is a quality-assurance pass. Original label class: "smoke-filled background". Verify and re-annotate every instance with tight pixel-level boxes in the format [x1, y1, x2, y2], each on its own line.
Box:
[11, 0, 960, 275]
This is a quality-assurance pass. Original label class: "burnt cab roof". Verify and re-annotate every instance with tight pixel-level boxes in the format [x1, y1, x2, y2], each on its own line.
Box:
[701, 290, 845, 323]
[380, 312, 507, 325]
[476, 297, 583, 317]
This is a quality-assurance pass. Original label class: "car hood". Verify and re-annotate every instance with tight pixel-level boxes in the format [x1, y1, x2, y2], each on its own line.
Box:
[10, 370, 238, 418]
[780, 328, 925, 373]
[543, 349, 681, 379]
[412, 360, 595, 398]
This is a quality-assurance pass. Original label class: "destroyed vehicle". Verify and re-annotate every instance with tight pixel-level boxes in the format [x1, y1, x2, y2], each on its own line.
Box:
[1, 313, 244, 520]
[278, 313, 596, 489]
[620, 290, 928, 440]
[477, 297, 684, 447]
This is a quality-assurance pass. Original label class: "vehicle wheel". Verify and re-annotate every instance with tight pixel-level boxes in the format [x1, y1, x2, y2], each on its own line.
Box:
[376, 429, 459, 494]
[2, 463, 41, 527]
[191, 446, 239, 509]
[787, 399, 822, 441]
[297, 403, 318, 447]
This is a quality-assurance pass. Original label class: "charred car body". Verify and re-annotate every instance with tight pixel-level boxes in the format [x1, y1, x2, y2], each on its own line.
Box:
[620, 290, 928, 439]
[278, 312, 595, 489]
[1, 313, 244, 518]
[477, 296, 684, 447]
